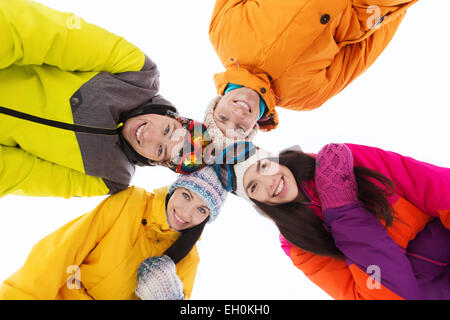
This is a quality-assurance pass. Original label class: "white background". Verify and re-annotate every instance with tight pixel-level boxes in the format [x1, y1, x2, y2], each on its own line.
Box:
[0, 0, 449, 300]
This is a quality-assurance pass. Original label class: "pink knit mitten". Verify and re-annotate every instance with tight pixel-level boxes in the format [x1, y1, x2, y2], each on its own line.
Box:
[314, 143, 358, 212]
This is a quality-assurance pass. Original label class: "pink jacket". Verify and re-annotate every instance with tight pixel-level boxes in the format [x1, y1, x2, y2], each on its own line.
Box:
[280, 144, 449, 299]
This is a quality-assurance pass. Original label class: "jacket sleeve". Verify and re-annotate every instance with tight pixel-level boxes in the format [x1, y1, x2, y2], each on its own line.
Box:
[0, 188, 134, 299]
[300, 2, 416, 110]
[323, 202, 424, 300]
[284, 239, 406, 300]
[210, 1, 417, 111]
[0, 0, 145, 73]
[345, 143, 450, 229]
[0, 145, 110, 198]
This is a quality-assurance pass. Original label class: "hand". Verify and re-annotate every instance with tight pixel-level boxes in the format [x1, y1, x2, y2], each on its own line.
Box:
[135, 255, 184, 300]
[314, 143, 358, 212]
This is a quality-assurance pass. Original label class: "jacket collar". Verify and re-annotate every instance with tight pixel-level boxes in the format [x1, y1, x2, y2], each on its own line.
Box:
[144, 187, 180, 240]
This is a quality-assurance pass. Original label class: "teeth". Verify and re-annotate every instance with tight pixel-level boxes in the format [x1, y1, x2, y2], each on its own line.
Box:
[236, 101, 250, 112]
[174, 213, 186, 224]
[274, 178, 284, 196]
[136, 125, 144, 143]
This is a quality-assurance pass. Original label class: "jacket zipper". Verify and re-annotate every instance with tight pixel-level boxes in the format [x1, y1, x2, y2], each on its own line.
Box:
[0, 106, 118, 135]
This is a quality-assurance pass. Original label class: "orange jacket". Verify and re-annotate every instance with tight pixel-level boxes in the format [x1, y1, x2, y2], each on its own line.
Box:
[209, 0, 417, 130]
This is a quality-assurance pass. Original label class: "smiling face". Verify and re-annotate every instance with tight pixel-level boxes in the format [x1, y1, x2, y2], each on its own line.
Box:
[213, 87, 260, 139]
[122, 114, 187, 162]
[243, 159, 299, 205]
[166, 188, 211, 231]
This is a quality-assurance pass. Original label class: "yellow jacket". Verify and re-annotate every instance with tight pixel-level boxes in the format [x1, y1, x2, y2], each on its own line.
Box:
[0, 187, 200, 300]
[210, 0, 417, 131]
[0, 0, 170, 198]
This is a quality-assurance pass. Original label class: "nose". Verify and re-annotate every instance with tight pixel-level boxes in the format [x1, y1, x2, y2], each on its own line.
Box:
[258, 175, 274, 198]
[141, 125, 156, 144]
[142, 126, 175, 146]
[267, 177, 278, 196]
[231, 105, 247, 119]
[176, 205, 193, 223]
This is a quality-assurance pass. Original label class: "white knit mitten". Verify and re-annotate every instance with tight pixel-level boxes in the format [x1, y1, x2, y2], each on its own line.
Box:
[135, 255, 184, 300]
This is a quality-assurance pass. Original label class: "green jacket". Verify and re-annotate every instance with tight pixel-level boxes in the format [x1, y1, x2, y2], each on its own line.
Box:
[0, 0, 173, 198]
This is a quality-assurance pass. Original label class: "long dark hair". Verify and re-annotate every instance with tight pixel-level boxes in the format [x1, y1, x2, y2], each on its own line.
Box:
[252, 149, 396, 260]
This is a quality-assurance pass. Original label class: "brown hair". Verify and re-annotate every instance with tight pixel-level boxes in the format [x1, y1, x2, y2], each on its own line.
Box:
[252, 149, 395, 259]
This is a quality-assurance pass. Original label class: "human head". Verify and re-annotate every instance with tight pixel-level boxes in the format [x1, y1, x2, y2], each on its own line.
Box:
[168, 165, 227, 230]
[242, 157, 300, 205]
[122, 113, 185, 161]
[120, 102, 212, 174]
[216, 142, 299, 205]
[203, 85, 265, 148]
[214, 86, 262, 136]
[216, 143, 344, 258]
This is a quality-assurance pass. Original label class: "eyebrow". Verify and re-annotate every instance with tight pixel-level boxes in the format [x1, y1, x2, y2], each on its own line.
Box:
[162, 123, 172, 161]
[245, 161, 262, 193]
[214, 113, 227, 124]
[245, 181, 253, 194]
[169, 123, 175, 141]
[163, 145, 168, 161]
[188, 189, 210, 212]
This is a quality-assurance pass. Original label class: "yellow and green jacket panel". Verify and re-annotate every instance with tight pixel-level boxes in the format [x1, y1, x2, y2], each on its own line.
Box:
[0, 0, 169, 198]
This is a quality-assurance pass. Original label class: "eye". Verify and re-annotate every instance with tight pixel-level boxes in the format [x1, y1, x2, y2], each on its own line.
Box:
[250, 183, 257, 194]
[182, 192, 190, 200]
[158, 145, 163, 157]
[260, 160, 270, 173]
[198, 207, 207, 214]
[219, 115, 227, 122]
[164, 125, 170, 135]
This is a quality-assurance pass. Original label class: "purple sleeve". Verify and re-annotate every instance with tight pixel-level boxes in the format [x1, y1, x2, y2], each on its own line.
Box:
[323, 201, 424, 300]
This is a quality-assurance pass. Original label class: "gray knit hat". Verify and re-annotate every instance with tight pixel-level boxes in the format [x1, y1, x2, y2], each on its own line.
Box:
[168, 165, 227, 223]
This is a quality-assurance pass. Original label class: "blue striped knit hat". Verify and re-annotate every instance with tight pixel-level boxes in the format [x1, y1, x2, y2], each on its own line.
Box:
[168, 166, 227, 223]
